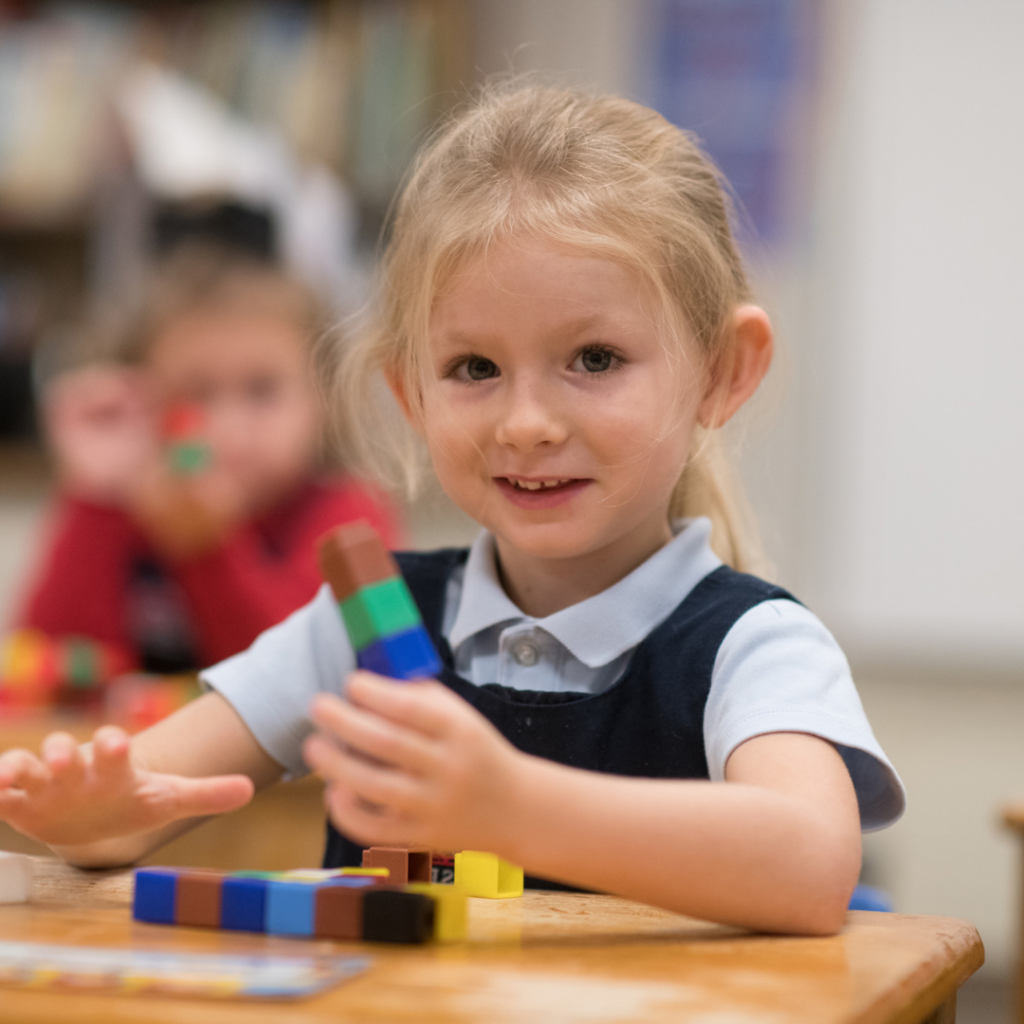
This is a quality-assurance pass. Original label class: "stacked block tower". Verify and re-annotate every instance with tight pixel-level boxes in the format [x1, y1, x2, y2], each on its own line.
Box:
[317, 521, 441, 680]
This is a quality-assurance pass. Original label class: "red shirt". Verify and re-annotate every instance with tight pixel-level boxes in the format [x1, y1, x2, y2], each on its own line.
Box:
[16, 478, 403, 669]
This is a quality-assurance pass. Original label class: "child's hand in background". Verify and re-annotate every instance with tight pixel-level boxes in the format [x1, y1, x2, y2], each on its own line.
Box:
[0, 726, 254, 849]
[303, 673, 525, 855]
[44, 365, 161, 506]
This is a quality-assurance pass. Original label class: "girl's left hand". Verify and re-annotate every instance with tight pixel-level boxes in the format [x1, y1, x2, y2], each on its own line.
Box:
[302, 672, 524, 853]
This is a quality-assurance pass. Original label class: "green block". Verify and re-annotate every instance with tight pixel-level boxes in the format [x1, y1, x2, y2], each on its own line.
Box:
[340, 578, 422, 651]
[169, 442, 210, 475]
[66, 641, 97, 687]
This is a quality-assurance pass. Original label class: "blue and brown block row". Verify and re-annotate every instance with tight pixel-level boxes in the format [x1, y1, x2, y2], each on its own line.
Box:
[317, 521, 441, 680]
[133, 849, 523, 944]
[133, 865, 462, 944]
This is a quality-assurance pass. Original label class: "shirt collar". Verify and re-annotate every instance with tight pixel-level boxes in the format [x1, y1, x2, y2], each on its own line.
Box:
[446, 518, 722, 668]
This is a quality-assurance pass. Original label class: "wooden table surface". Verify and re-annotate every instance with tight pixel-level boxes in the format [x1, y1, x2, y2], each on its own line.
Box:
[0, 859, 984, 1024]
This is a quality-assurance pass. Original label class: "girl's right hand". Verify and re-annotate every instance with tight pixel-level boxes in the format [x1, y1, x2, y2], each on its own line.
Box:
[44, 365, 161, 506]
[0, 726, 254, 848]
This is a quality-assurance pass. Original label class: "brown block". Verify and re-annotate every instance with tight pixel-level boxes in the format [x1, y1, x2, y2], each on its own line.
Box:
[175, 871, 223, 928]
[362, 847, 433, 886]
[317, 521, 398, 602]
[315, 884, 366, 940]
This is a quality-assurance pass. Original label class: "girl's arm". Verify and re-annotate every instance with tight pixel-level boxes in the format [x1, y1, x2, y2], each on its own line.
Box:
[304, 674, 862, 936]
[0, 692, 283, 868]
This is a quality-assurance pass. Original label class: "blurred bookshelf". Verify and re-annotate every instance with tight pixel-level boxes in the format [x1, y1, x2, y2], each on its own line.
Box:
[0, 0, 473, 443]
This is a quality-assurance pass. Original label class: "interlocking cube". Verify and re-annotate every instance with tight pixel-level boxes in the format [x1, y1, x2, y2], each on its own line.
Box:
[0, 852, 32, 904]
[454, 851, 524, 899]
[362, 847, 432, 887]
[317, 521, 441, 680]
[406, 882, 468, 942]
[132, 866, 459, 944]
[361, 889, 435, 944]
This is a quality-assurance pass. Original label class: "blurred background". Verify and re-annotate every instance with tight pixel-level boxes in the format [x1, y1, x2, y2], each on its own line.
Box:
[0, 1, 1021, 1017]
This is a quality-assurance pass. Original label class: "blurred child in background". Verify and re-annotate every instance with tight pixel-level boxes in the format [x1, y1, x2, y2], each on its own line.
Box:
[12, 245, 402, 676]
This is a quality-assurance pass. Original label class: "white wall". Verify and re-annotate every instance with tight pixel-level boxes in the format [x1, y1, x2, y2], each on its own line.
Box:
[802, 0, 1024, 668]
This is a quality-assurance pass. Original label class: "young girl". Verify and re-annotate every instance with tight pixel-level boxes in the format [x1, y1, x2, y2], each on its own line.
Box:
[12, 246, 402, 672]
[0, 86, 902, 935]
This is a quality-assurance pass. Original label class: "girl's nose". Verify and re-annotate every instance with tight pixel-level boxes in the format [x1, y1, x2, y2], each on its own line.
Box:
[494, 379, 569, 452]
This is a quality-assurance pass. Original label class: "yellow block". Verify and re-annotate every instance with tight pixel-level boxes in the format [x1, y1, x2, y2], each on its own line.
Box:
[454, 851, 523, 899]
[341, 867, 390, 878]
[406, 882, 468, 942]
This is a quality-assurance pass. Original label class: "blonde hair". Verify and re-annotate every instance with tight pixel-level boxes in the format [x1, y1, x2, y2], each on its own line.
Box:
[333, 83, 766, 572]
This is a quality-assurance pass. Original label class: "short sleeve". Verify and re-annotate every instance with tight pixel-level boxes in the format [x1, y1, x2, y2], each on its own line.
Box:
[200, 583, 354, 778]
[704, 599, 906, 832]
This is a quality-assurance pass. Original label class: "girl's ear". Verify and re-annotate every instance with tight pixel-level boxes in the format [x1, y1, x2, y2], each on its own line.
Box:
[697, 305, 773, 429]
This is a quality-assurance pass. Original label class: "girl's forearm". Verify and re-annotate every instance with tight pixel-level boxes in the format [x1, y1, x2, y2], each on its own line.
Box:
[494, 755, 859, 935]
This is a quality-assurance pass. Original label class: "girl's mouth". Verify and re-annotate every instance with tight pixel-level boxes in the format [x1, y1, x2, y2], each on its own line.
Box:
[495, 477, 589, 508]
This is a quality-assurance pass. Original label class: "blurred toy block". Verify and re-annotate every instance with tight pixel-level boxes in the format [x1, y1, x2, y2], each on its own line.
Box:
[133, 868, 179, 924]
[104, 674, 200, 730]
[317, 521, 441, 680]
[162, 402, 211, 475]
[406, 882, 467, 942]
[0, 629, 135, 712]
[431, 851, 456, 885]
[220, 876, 269, 932]
[361, 889, 435, 944]
[454, 851, 524, 899]
[362, 846, 432, 887]
[0, 853, 32, 904]
[314, 878, 379, 940]
[174, 871, 223, 928]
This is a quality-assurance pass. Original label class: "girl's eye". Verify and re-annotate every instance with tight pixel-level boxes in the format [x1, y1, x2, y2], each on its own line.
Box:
[573, 347, 618, 374]
[452, 356, 499, 382]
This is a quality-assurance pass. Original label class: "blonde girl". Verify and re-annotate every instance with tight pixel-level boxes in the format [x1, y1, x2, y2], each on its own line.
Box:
[0, 86, 902, 935]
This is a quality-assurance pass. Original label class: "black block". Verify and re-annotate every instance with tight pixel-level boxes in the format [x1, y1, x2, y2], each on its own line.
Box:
[361, 890, 434, 944]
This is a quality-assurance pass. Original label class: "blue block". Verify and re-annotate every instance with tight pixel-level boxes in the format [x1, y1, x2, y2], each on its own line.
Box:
[133, 869, 178, 924]
[266, 880, 318, 936]
[326, 876, 379, 889]
[848, 883, 893, 912]
[221, 877, 269, 932]
[356, 625, 441, 681]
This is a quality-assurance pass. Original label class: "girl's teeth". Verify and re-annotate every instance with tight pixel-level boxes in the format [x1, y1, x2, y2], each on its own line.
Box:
[513, 479, 567, 491]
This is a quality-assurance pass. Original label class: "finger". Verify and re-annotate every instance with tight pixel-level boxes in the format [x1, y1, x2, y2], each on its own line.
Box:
[0, 749, 52, 793]
[304, 734, 420, 813]
[154, 773, 255, 821]
[41, 732, 84, 777]
[343, 673, 456, 737]
[90, 726, 133, 780]
[308, 695, 438, 775]
[323, 782, 415, 848]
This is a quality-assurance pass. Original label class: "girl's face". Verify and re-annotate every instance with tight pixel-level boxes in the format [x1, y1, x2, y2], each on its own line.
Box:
[148, 307, 320, 510]
[419, 238, 711, 584]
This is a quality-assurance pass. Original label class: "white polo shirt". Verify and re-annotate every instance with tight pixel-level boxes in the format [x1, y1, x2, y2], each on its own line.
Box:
[204, 517, 905, 831]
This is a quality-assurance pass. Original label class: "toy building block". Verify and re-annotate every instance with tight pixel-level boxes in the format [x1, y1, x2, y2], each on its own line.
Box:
[266, 878, 320, 936]
[0, 852, 32, 904]
[406, 882, 468, 942]
[221, 876, 269, 932]
[133, 868, 179, 924]
[175, 871, 223, 928]
[362, 847, 432, 887]
[317, 521, 441, 680]
[314, 877, 380, 941]
[361, 889, 435, 944]
[162, 402, 211, 475]
[454, 851, 524, 899]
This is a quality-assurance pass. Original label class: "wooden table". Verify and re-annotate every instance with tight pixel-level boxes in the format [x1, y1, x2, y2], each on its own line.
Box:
[0, 859, 984, 1024]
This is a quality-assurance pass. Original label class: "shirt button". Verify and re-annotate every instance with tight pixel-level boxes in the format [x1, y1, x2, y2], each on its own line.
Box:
[511, 640, 539, 666]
